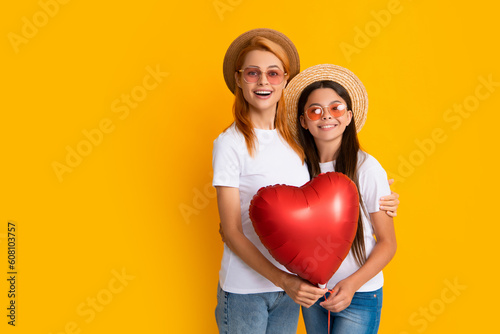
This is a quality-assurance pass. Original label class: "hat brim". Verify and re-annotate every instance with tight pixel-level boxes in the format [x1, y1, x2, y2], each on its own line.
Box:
[223, 28, 300, 94]
[284, 64, 368, 137]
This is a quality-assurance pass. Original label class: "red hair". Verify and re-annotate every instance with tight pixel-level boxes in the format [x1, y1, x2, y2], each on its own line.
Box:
[229, 36, 304, 161]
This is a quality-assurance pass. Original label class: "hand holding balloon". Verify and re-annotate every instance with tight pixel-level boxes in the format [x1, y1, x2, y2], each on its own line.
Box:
[279, 273, 327, 308]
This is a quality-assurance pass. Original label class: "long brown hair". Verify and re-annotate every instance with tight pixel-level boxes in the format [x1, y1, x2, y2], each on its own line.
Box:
[230, 36, 304, 160]
[296, 80, 367, 266]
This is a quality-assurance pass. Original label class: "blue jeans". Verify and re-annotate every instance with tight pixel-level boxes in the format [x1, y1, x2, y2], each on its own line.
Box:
[302, 288, 383, 334]
[215, 284, 300, 334]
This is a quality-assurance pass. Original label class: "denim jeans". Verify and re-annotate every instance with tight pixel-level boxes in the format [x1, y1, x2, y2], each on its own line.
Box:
[215, 284, 300, 334]
[302, 288, 383, 334]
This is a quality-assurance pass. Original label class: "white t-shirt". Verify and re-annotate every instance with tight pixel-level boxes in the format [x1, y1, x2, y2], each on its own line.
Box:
[320, 151, 390, 292]
[212, 123, 310, 294]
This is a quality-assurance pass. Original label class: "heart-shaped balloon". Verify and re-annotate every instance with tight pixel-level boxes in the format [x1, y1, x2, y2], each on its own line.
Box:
[249, 172, 359, 286]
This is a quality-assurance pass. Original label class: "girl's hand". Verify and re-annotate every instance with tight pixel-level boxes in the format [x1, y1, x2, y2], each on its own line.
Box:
[380, 179, 400, 217]
[319, 279, 356, 313]
[280, 274, 327, 308]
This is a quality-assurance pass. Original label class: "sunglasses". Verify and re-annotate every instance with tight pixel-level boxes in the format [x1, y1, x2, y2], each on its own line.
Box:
[238, 67, 287, 85]
[304, 103, 347, 121]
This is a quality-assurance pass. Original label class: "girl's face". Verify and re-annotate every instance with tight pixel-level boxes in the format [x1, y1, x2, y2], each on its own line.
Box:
[235, 50, 287, 114]
[300, 87, 352, 144]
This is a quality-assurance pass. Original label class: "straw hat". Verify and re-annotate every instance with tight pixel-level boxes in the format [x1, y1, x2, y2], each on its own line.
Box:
[284, 64, 368, 137]
[223, 28, 300, 94]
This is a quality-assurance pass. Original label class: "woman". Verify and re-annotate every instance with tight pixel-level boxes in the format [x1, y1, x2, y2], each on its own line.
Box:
[284, 64, 397, 333]
[213, 28, 327, 333]
[213, 29, 399, 333]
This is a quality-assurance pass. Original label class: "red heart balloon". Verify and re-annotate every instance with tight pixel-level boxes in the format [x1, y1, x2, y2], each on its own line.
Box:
[249, 172, 359, 286]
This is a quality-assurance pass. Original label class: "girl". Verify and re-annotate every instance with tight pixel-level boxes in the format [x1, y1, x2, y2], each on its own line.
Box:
[213, 29, 399, 333]
[284, 64, 397, 333]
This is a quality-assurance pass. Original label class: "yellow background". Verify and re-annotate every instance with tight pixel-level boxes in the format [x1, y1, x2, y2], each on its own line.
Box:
[1, 0, 498, 333]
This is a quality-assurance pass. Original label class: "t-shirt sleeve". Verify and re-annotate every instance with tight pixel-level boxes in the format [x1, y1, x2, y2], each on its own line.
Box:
[358, 156, 391, 213]
[212, 133, 241, 188]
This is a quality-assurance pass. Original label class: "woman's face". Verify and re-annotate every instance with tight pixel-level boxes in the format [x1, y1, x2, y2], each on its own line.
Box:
[235, 50, 287, 114]
[300, 87, 352, 144]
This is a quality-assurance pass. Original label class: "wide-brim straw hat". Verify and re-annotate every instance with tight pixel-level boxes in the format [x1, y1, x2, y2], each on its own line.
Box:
[284, 64, 368, 137]
[223, 28, 300, 94]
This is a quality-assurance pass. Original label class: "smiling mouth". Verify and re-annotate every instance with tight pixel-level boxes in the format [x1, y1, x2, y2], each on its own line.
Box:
[318, 124, 337, 129]
[254, 90, 272, 96]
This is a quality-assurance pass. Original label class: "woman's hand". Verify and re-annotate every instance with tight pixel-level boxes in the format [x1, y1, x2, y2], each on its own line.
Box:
[380, 179, 400, 217]
[279, 273, 327, 308]
[319, 279, 357, 313]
